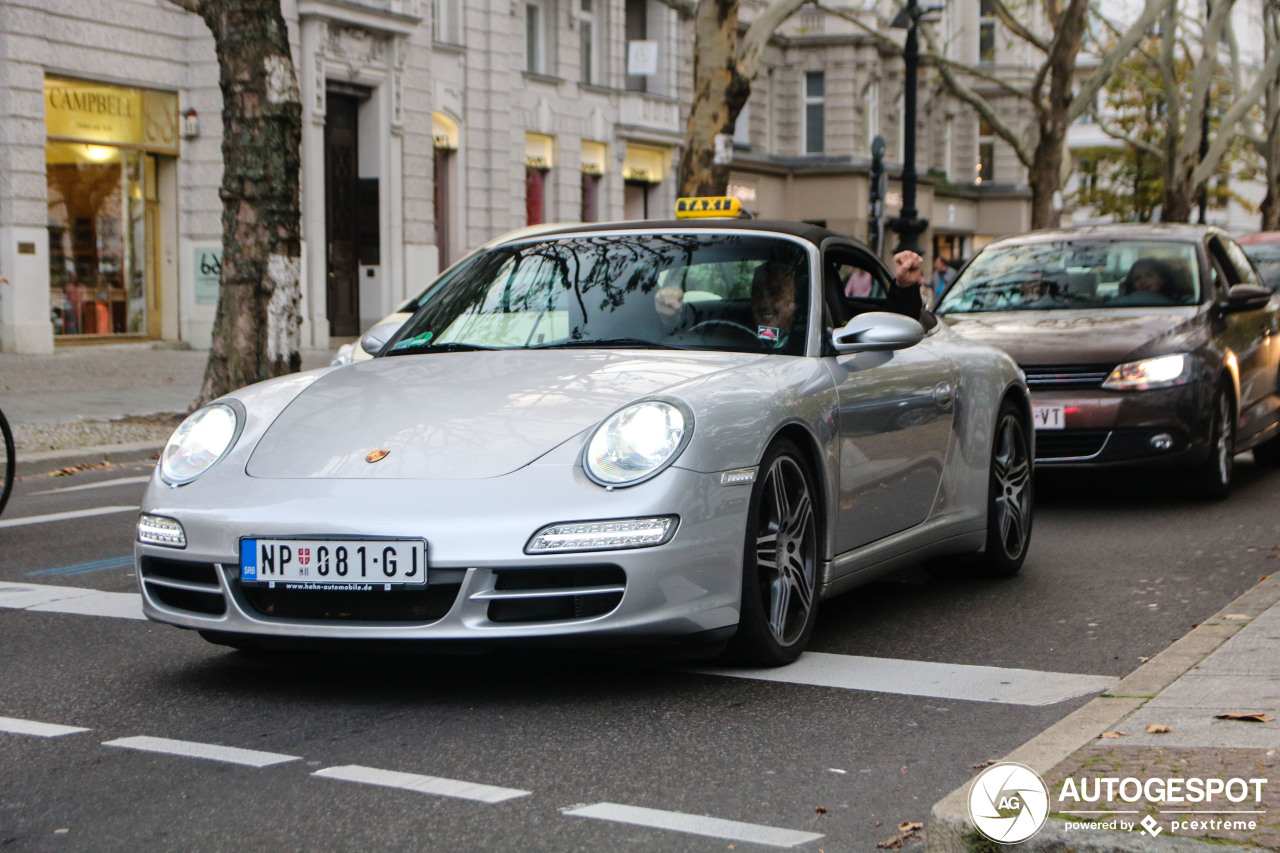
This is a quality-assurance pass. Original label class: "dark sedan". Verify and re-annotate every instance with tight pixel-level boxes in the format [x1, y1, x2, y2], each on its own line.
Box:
[936, 224, 1280, 499]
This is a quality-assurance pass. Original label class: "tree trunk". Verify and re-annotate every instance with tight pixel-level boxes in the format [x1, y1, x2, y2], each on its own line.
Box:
[1162, 160, 1198, 222]
[189, 0, 303, 409]
[1262, 6, 1280, 230]
[676, 0, 751, 197]
[1028, 0, 1088, 229]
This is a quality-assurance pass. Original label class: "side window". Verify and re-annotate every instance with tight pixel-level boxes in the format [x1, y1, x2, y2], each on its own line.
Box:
[1220, 237, 1261, 287]
[823, 248, 889, 326]
[1208, 238, 1241, 295]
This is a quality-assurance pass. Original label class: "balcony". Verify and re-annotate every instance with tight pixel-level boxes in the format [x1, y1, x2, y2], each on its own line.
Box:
[618, 93, 683, 138]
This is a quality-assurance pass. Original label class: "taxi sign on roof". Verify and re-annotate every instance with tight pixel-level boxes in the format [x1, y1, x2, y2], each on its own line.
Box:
[675, 197, 742, 218]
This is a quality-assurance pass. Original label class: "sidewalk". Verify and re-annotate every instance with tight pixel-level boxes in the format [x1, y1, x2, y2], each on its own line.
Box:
[927, 572, 1280, 851]
[4, 342, 1280, 851]
[0, 342, 333, 475]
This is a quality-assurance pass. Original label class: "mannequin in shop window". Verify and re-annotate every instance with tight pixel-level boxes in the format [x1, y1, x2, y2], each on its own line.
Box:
[62, 275, 88, 335]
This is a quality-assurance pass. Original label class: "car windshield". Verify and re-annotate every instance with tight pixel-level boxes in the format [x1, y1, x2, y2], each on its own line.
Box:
[937, 239, 1202, 313]
[385, 232, 812, 356]
[1242, 243, 1280, 292]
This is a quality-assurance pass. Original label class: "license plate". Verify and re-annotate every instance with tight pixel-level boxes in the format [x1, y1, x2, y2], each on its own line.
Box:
[1032, 404, 1065, 430]
[239, 538, 427, 587]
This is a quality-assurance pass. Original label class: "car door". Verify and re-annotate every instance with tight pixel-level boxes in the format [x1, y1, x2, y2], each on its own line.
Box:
[1210, 235, 1280, 443]
[822, 244, 956, 554]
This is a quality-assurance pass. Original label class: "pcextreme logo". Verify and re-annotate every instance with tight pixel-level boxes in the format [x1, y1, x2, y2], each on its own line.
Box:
[967, 762, 1050, 844]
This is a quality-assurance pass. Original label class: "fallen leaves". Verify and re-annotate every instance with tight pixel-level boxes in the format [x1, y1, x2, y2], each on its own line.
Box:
[971, 758, 998, 770]
[1146, 724, 1172, 734]
[875, 822, 923, 849]
[1215, 712, 1275, 723]
[1098, 731, 1128, 739]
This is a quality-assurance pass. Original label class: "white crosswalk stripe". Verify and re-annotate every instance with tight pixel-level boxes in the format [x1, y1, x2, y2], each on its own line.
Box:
[0, 506, 138, 528]
[314, 765, 530, 803]
[103, 736, 300, 768]
[564, 803, 824, 848]
[0, 580, 1117, 705]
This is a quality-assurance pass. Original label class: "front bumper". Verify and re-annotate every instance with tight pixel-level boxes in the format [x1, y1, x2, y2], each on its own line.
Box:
[135, 464, 750, 645]
[1030, 383, 1212, 467]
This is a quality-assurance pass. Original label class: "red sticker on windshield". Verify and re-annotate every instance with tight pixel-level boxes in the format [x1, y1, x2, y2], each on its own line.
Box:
[758, 326, 779, 342]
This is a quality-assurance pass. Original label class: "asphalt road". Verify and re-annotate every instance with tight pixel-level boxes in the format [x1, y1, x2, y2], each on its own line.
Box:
[1, 457, 1276, 852]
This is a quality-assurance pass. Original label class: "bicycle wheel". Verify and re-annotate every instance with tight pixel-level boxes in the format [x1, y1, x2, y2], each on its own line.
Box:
[0, 407, 13, 518]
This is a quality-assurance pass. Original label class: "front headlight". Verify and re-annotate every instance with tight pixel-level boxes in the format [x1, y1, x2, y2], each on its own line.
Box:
[584, 400, 691, 487]
[1102, 354, 1191, 391]
[160, 403, 240, 485]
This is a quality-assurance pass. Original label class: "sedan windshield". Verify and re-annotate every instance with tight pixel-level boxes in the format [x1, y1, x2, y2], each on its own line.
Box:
[937, 239, 1202, 313]
[386, 232, 811, 356]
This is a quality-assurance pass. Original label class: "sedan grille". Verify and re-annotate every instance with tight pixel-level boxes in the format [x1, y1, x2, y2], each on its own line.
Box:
[1022, 364, 1115, 389]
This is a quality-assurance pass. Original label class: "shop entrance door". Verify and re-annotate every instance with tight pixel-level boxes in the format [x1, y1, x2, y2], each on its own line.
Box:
[325, 92, 361, 337]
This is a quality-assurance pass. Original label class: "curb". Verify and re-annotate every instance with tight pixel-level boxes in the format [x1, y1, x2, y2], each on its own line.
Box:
[15, 441, 164, 478]
[926, 572, 1280, 852]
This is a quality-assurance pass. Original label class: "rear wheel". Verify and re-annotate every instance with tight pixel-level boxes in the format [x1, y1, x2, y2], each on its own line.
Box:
[978, 401, 1033, 578]
[728, 440, 820, 667]
[1186, 389, 1233, 500]
[0, 407, 13, 519]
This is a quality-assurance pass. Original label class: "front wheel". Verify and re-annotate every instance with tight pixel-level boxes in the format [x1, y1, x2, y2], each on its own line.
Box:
[978, 402, 1033, 577]
[1186, 389, 1234, 501]
[728, 440, 820, 667]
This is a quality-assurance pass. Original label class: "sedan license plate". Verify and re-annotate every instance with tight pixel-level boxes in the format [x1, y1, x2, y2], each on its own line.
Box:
[1032, 404, 1065, 430]
[240, 539, 427, 587]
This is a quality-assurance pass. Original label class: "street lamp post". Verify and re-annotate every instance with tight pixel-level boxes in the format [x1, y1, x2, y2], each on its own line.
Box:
[887, 0, 938, 256]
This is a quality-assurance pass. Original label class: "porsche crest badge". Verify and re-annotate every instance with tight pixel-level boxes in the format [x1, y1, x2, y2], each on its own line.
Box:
[365, 450, 390, 463]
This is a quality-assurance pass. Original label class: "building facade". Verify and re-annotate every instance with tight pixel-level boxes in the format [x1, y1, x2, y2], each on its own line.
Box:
[0, 0, 1029, 356]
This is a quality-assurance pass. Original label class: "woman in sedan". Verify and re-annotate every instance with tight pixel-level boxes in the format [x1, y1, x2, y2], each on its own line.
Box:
[1112, 258, 1180, 305]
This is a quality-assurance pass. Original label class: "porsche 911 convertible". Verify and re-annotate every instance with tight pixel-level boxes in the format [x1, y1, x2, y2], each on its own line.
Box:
[136, 200, 1033, 666]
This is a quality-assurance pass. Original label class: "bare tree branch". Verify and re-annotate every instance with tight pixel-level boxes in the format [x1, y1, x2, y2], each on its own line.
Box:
[918, 22, 1036, 167]
[649, 0, 697, 19]
[1193, 43, 1280, 184]
[988, 0, 1050, 52]
[1178, 0, 1237, 163]
[1095, 113, 1163, 156]
[1067, 0, 1168, 122]
[812, 3, 1033, 102]
[739, 0, 811, 79]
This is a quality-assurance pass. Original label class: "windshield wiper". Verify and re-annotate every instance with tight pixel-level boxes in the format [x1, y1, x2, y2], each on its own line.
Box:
[383, 342, 505, 356]
[529, 337, 687, 350]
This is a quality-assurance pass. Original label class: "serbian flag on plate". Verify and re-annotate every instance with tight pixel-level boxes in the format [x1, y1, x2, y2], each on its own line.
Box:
[757, 326, 779, 342]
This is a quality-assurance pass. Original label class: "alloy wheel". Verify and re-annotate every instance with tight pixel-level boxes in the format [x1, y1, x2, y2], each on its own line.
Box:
[754, 454, 818, 647]
[992, 412, 1031, 560]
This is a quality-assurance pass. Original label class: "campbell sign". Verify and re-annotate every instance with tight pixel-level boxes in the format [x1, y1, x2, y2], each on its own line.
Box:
[44, 76, 179, 154]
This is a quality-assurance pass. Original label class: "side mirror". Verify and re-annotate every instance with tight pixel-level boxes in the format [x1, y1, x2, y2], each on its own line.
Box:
[832, 311, 924, 354]
[360, 320, 407, 356]
[1217, 284, 1272, 315]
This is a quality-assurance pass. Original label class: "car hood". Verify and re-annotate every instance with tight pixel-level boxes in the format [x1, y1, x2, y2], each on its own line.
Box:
[246, 349, 763, 479]
[940, 307, 1199, 365]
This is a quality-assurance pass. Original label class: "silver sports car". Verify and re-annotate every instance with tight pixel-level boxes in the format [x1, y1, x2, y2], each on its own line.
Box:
[136, 206, 1033, 666]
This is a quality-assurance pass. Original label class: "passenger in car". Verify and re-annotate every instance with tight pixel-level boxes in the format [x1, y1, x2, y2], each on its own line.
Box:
[1112, 258, 1179, 304]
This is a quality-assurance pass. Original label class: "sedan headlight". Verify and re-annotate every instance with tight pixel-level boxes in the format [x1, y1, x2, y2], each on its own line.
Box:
[1102, 354, 1191, 391]
[160, 403, 240, 485]
[584, 400, 691, 487]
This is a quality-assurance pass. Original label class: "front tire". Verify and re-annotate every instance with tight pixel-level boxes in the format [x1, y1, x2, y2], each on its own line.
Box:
[978, 401, 1033, 578]
[728, 440, 820, 667]
[1186, 389, 1234, 500]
